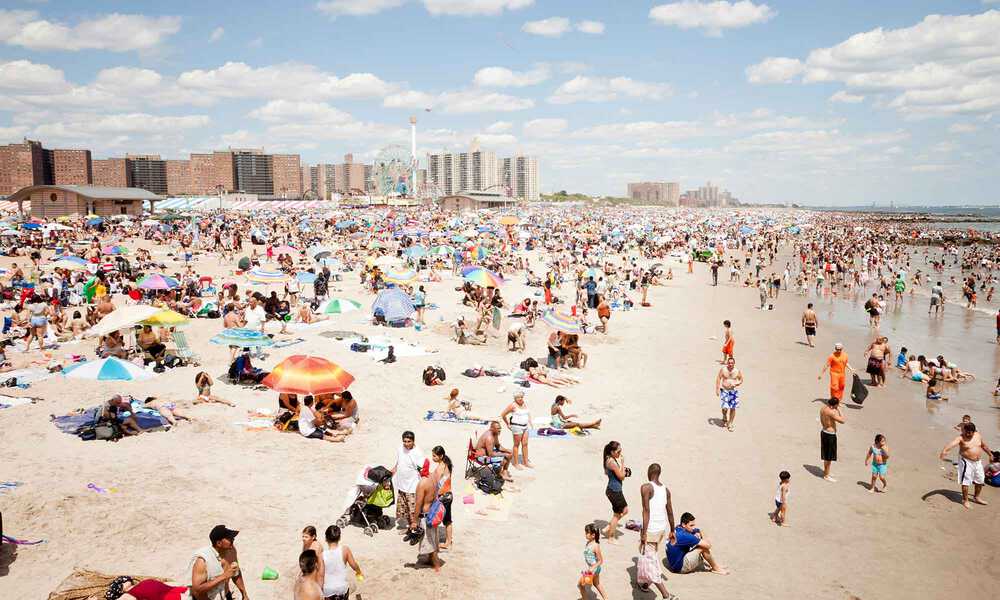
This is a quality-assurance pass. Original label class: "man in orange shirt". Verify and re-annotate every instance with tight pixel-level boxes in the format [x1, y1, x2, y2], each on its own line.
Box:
[818, 343, 854, 400]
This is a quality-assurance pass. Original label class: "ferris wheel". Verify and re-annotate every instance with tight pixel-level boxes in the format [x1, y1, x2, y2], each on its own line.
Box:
[372, 144, 413, 197]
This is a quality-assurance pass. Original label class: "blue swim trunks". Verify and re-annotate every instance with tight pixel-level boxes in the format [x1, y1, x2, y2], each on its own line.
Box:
[720, 389, 740, 409]
[871, 463, 887, 476]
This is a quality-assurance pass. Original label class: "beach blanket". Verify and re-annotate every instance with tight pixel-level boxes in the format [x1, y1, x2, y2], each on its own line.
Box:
[2, 534, 45, 546]
[0, 395, 38, 409]
[48, 569, 168, 600]
[339, 335, 435, 361]
[1, 368, 53, 387]
[529, 427, 589, 439]
[271, 337, 305, 348]
[424, 410, 489, 425]
[51, 407, 170, 439]
[1, 481, 22, 493]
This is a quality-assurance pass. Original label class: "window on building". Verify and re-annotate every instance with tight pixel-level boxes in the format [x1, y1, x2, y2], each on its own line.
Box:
[50, 193, 57, 202]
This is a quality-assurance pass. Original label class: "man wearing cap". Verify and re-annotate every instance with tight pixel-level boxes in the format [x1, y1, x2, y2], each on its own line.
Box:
[190, 525, 248, 600]
[818, 343, 854, 401]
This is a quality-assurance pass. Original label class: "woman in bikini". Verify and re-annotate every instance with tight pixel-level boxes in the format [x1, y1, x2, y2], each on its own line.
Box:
[550, 395, 601, 430]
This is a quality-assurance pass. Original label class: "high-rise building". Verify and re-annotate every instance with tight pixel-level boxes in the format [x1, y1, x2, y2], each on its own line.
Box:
[190, 151, 237, 194]
[300, 164, 312, 197]
[92, 158, 131, 188]
[427, 144, 500, 196]
[166, 159, 193, 195]
[272, 154, 302, 198]
[334, 154, 368, 196]
[47, 149, 92, 186]
[232, 149, 272, 195]
[627, 182, 679, 205]
[0, 140, 46, 195]
[126, 154, 168, 195]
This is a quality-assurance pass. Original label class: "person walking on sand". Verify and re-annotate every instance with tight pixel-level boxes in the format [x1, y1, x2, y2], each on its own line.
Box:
[294, 550, 323, 600]
[190, 525, 247, 600]
[940, 422, 993, 508]
[580, 523, 609, 600]
[639, 463, 677, 599]
[819, 343, 853, 401]
[772, 471, 790, 526]
[715, 357, 743, 432]
[865, 434, 890, 493]
[720, 320, 734, 363]
[602, 441, 629, 541]
[391, 431, 426, 535]
[801, 303, 818, 347]
[819, 397, 845, 482]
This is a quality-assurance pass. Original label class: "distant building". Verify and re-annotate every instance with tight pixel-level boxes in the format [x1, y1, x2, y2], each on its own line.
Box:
[627, 182, 679, 205]
[166, 159, 194, 195]
[681, 181, 737, 207]
[92, 158, 130, 188]
[126, 154, 168, 195]
[48, 149, 93, 186]
[9, 184, 162, 218]
[500, 155, 539, 202]
[0, 140, 93, 195]
[272, 153, 301, 197]
[427, 142, 500, 196]
[232, 149, 272, 195]
[334, 154, 368, 196]
[439, 191, 520, 211]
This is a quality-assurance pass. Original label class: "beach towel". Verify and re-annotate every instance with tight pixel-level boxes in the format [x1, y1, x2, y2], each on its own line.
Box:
[1, 481, 22, 493]
[0, 395, 38, 409]
[424, 410, 489, 425]
[271, 337, 305, 348]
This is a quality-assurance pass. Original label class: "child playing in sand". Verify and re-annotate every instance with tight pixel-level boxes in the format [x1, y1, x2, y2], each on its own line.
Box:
[773, 471, 790, 526]
[865, 434, 890, 493]
[579, 523, 608, 600]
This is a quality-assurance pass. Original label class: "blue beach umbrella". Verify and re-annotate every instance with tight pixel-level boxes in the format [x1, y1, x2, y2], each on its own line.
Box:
[210, 328, 275, 348]
[372, 287, 415, 321]
[62, 357, 154, 381]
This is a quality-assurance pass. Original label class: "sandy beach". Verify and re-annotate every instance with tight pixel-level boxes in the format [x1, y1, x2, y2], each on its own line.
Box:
[2, 225, 998, 600]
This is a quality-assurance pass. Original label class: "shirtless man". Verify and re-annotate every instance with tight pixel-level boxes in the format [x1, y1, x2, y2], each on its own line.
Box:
[411, 474, 442, 572]
[940, 422, 993, 508]
[475, 421, 513, 481]
[819, 397, 845, 482]
[96, 294, 115, 319]
[293, 550, 322, 600]
[801, 303, 818, 347]
[715, 357, 744, 432]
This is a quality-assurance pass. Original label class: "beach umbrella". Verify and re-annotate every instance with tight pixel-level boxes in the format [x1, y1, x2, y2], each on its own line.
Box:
[372, 287, 415, 321]
[21, 222, 41, 230]
[367, 240, 384, 250]
[335, 220, 357, 230]
[139, 309, 190, 328]
[450, 235, 467, 243]
[309, 246, 332, 259]
[1, 230, 20, 237]
[383, 268, 417, 284]
[101, 245, 128, 255]
[262, 355, 354, 395]
[295, 271, 318, 284]
[541, 309, 583, 334]
[210, 328, 275, 348]
[136, 273, 180, 290]
[87, 305, 163, 337]
[316, 257, 341, 269]
[429, 245, 453, 256]
[62, 357, 154, 381]
[319, 298, 362, 314]
[584, 267, 604, 279]
[49, 257, 88, 271]
[404, 245, 428, 258]
[499, 215, 520, 225]
[463, 267, 504, 287]
[245, 267, 290, 284]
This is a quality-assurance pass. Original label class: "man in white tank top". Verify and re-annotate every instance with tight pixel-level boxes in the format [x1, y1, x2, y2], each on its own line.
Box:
[639, 463, 677, 599]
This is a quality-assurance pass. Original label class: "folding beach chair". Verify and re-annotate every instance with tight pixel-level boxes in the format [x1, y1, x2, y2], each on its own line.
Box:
[464, 436, 479, 479]
[169, 331, 200, 366]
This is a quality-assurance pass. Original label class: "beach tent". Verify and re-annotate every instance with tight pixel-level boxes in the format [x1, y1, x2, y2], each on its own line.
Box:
[372, 288, 415, 321]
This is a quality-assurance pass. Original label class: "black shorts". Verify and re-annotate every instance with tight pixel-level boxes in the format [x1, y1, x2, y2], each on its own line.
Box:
[443, 497, 453, 527]
[821, 431, 837, 462]
[804, 326, 816, 336]
[606, 489, 627, 515]
[307, 428, 325, 439]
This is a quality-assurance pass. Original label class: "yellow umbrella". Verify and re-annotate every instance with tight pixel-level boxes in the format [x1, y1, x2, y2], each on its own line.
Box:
[140, 309, 190, 327]
[499, 215, 520, 225]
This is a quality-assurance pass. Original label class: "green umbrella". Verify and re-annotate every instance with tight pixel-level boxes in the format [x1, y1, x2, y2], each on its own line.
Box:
[320, 298, 362, 314]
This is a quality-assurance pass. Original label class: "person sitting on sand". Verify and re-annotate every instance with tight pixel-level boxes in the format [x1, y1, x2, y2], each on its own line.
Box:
[325, 390, 359, 433]
[550, 395, 601, 430]
[298, 395, 347, 443]
[507, 320, 526, 351]
[446, 388, 481, 420]
[423, 366, 443, 386]
[229, 349, 268, 384]
[194, 372, 234, 406]
[561, 333, 587, 368]
[665, 512, 729, 575]
[98, 394, 143, 435]
[97, 330, 128, 359]
[143, 396, 192, 426]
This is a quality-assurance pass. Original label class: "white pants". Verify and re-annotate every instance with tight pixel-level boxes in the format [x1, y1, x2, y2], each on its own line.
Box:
[959, 458, 985, 486]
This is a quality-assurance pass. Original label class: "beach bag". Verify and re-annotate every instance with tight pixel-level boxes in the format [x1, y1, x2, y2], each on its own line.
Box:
[350, 343, 369, 352]
[850, 373, 868, 405]
[637, 547, 658, 585]
[425, 497, 445, 528]
[435, 367, 446, 382]
[94, 423, 119, 441]
[475, 466, 504, 495]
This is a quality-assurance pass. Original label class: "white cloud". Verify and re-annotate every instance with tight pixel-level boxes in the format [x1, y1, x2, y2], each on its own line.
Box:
[484, 121, 512, 133]
[745, 11, 1000, 117]
[473, 65, 549, 87]
[436, 89, 534, 113]
[0, 59, 69, 94]
[523, 118, 568, 138]
[178, 62, 395, 100]
[548, 75, 673, 104]
[572, 120, 701, 142]
[33, 113, 209, 140]
[316, 0, 407, 18]
[383, 90, 436, 108]
[0, 11, 181, 51]
[908, 164, 953, 173]
[576, 20, 605, 35]
[209, 27, 224, 42]
[522, 17, 571, 37]
[948, 123, 977, 134]
[249, 100, 353, 124]
[649, 1, 776, 36]
[830, 90, 865, 104]
[248, 36, 263, 48]
[745, 57, 803, 84]
[474, 133, 517, 146]
[422, 0, 533, 16]
[712, 108, 843, 131]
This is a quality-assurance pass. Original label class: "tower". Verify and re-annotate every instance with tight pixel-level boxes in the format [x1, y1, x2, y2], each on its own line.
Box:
[409, 116, 417, 197]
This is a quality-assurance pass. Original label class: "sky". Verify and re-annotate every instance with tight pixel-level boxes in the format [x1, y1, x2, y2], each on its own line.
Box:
[0, 0, 998, 205]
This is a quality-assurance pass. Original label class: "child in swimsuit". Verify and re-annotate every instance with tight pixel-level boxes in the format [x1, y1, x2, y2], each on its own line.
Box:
[579, 524, 608, 600]
[865, 434, 889, 493]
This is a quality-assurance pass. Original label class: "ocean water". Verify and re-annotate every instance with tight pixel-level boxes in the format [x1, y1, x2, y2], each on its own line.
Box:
[922, 221, 1000, 233]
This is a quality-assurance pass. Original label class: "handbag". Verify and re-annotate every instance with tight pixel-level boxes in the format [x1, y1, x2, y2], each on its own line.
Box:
[636, 546, 658, 585]
[425, 497, 445, 528]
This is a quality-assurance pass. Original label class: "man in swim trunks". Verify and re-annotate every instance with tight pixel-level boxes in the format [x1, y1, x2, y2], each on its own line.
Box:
[818, 343, 853, 401]
[715, 357, 743, 432]
[929, 281, 944, 316]
[819, 397, 845, 482]
[940, 422, 993, 509]
[801, 303, 818, 347]
[720, 320, 734, 363]
[475, 421, 513, 481]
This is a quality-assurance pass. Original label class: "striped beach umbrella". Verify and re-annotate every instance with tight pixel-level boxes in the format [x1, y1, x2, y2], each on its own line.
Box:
[295, 271, 318, 284]
[383, 268, 417, 284]
[62, 357, 154, 381]
[499, 215, 520, 225]
[463, 267, 504, 287]
[262, 355, 355, 395]
[137, 273, 180, 290]
[319, 298, 362, 314]
[50, 258, 89, 271]
[429, 245, 453, 256]
[245, 267, 290, 284]
[541, 309, 583, 334]
[101, 245, 128, 255]
[210, 328, 274, 348]
[372, 287, 415, 321]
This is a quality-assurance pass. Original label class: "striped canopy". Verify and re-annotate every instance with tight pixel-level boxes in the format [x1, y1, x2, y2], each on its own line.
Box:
[319, 298, 362, 314]
[372, 287, 415, 321]
[137, 273, 180, 290]
[541, 309, 583, 334]
[245, 267, 290, 284]
[383, 268, 417, 284]
[463, 267, 504, 288]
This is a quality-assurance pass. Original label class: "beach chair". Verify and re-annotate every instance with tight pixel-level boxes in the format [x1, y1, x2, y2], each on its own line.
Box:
[464, 436, 479, 479]
[169, 331, 200, 366]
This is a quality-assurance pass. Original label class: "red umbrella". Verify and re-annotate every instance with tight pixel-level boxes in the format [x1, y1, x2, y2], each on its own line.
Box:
[262, 355, 354, 395]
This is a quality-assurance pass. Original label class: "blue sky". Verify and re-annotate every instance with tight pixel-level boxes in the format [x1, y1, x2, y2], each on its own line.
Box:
[0, 1, 998, 205]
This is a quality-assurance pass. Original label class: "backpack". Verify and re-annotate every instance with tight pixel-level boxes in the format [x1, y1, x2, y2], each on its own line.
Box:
[425, 497, 445, 528]
[475, 466, 504, 495]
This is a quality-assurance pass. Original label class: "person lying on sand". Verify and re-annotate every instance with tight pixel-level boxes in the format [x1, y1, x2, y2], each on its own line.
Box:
[528, 364, 580, 387]
[144, 396, 192, 426]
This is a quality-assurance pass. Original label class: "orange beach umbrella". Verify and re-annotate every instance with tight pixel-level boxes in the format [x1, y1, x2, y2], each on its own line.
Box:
[262, 355, 355, 395]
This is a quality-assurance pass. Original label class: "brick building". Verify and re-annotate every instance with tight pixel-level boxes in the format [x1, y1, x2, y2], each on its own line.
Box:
[48, 149, 93, 186]
[166, 159, 193, 195]
[272, 154, 302, 197]
[0, 140, 46, 195]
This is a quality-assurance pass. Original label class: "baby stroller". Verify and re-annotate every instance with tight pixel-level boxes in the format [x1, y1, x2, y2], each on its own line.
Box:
[336, 465, 395, 536]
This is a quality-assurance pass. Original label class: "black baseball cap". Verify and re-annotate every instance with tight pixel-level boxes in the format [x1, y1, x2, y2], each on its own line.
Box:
[210, 525, 239, 544]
